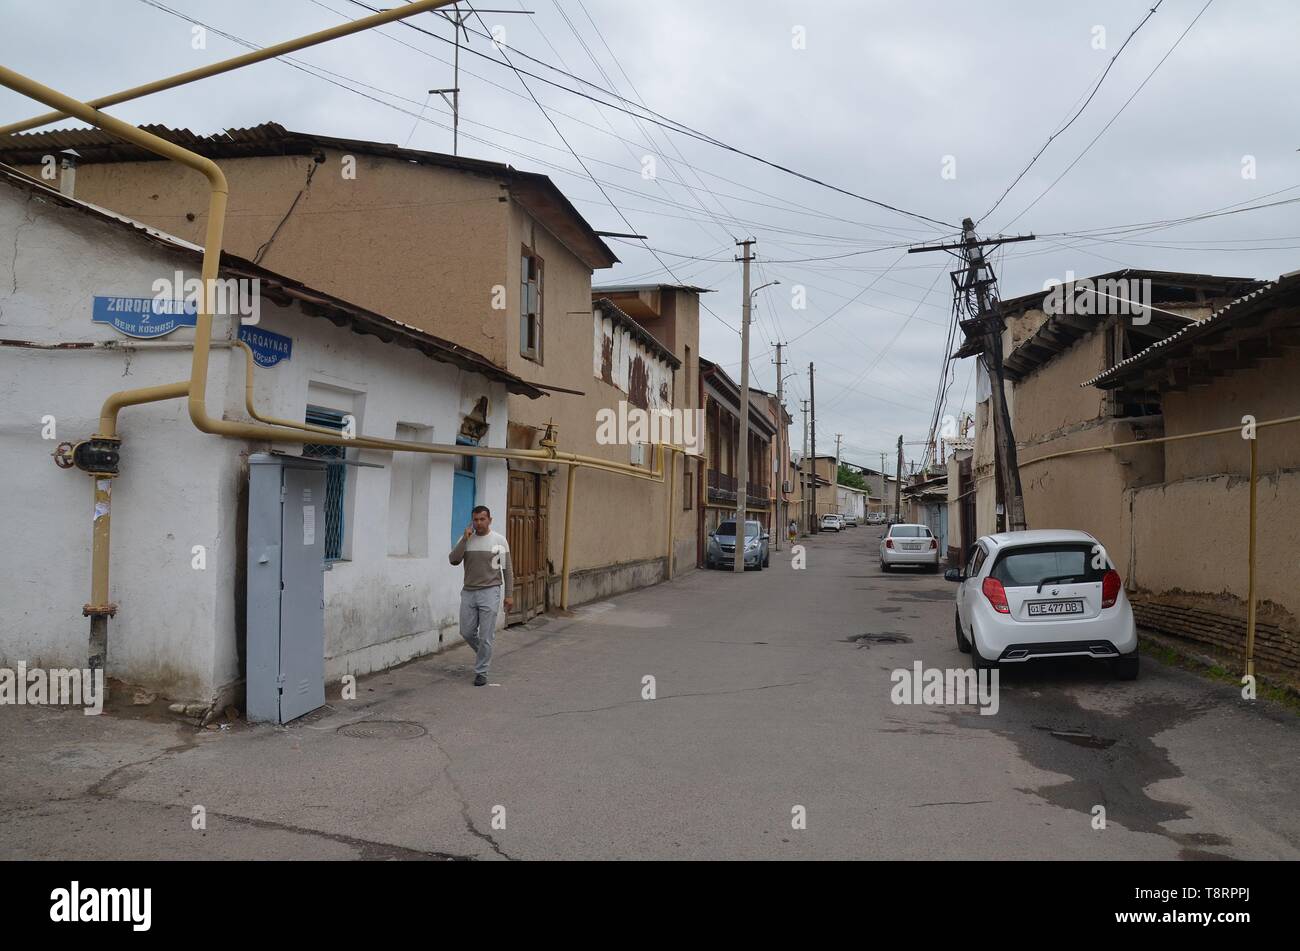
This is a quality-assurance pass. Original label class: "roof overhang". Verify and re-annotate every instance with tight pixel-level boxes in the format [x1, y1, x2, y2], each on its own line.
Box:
[0, 165, 545, 398]
[1082, 270, 1300, 393]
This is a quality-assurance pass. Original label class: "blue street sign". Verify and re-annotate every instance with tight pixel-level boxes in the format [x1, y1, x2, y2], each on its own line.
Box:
[239, 325, 293, 367]
[92, 296, 197, 338]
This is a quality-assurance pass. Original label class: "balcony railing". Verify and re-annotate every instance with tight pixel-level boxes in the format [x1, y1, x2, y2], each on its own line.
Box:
[707, 469, 770, 506]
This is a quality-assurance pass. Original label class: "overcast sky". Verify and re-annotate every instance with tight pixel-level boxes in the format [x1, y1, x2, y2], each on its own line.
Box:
[3, 0, 1297, 470]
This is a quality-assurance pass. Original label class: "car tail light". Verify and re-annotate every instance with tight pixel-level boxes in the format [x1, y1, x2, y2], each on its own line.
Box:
[982, 577, 1010, 614]
[885, 538, 893, 549]
[1101, 569, 1122, 608]
[929, 538, 937, 550]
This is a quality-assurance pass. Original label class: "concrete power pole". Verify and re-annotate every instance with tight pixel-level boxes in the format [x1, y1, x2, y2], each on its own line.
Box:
[808, 362, 818, 533]
[879, 450, 887, 514]
[732, 238, 756, 573]
[800, 399, 810, 536]
[772, 341, 785, 551]
[834, 433, 842, 520]
[894, 434, 903, 522]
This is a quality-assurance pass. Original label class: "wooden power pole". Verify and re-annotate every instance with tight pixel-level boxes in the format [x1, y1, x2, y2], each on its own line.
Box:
[908, 218, 1035, 532]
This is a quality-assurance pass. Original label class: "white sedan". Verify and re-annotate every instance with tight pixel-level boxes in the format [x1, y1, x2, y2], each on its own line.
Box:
[945, 529, 1138, 679]
[819, 513, 842, 532]
[880, 523, 939, 571]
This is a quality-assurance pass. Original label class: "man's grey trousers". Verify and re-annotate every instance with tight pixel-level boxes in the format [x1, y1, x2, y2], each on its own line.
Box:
[459, 586, 500, 676]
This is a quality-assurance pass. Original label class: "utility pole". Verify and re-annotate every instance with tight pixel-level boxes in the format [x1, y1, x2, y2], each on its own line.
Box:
[908, 218, 1035, 532]
[733, 238, 756, 573]
[800, 399, 810, 536]
[772, 342, 785, 551]
[834, 433, 842, 520]
[808, 362, 818, 533]
[894, 435, 903, 523]
[879, 450, 887, 515]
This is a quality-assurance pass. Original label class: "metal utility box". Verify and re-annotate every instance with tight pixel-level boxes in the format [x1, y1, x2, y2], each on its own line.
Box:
[247, 453, 328, 724]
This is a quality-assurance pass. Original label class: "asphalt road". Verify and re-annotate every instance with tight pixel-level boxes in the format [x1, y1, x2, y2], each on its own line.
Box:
[2, 526, 1298, 859]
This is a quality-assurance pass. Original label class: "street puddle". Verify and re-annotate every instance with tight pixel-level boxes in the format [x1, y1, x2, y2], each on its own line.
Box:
[843, 632, 913, 649]
[1034, 725, 1116, 749]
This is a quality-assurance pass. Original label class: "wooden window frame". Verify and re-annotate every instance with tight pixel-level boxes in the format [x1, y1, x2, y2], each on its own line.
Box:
[520, 246, 544, 364]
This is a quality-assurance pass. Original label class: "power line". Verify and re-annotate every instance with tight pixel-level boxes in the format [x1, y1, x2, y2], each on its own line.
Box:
[977, 0, 1167, 225]
[333, 0, 958, 230]
[997, 0, 1217, 232]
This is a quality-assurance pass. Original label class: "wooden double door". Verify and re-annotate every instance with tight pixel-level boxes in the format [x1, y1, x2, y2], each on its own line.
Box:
[506, 469, 549, 623]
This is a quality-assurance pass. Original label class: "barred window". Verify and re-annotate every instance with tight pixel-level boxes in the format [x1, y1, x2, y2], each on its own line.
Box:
[303, 405, 349, 562]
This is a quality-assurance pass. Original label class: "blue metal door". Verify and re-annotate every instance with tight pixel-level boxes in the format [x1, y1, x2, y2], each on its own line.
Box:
[451, 436, 478, 546]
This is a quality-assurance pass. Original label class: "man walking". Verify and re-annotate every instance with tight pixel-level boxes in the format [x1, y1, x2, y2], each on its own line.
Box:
[449, 505, 513, 686]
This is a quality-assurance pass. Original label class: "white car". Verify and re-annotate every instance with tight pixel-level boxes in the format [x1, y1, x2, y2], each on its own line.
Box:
[843, 514, 859, 527]
[866, 512, 885, 526]
[880, 523, 939, 572]
[945, 529, 1138, 679]
[819, 513, 842, 532]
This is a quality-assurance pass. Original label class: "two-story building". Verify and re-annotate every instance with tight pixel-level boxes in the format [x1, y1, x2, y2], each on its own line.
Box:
[0, 123, 701, 614]
[698, 357, 776, 561]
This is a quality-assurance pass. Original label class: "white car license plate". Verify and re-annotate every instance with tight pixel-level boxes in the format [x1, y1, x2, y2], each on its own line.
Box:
[1027, 599, 1084, 616]
[902, 543, 923, 550]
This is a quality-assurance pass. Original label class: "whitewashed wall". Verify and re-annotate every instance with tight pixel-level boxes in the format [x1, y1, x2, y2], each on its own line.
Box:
[593, 308, 675, 410]
[0, 185, 509, 702]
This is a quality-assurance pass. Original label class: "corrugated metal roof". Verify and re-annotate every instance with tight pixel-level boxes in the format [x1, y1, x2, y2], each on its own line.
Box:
[0, 165, 545, 398]
[1081, 269, 1300, 389]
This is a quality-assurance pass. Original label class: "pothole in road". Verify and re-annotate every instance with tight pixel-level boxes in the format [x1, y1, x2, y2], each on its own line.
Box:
[843, 632, 913, 649]
[337, 719, 427, 740]
[1034, 725, 1115, 749]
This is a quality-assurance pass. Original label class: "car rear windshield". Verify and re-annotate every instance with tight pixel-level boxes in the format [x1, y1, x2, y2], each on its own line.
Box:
[989, 543, 1105, 587]
[717, 521, 759, 537]
[889, 526, 931, 538]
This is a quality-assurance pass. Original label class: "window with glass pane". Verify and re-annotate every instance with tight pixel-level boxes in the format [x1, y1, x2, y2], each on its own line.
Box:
[520, 252, 543, 362]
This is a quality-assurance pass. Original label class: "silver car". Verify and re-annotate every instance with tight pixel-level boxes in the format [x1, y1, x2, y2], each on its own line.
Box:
[706, 519, 770, 570]
[880, 523, 940, 572]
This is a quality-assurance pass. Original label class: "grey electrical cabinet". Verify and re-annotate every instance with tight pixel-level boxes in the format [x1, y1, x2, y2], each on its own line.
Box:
[247, 453, 328, 724]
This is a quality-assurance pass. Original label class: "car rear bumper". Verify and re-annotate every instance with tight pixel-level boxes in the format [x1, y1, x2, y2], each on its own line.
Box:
[973, 602, 1137, 659]
[881, 548, 939, 565]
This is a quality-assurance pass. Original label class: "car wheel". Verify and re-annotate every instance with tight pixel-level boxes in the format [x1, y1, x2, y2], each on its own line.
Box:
[881, 563, 891, 573]
[954, 609, 970, 653]
[970, 629, 996, 672]
[763, 553, 770, 568]
[1114, 651, 1139, 681]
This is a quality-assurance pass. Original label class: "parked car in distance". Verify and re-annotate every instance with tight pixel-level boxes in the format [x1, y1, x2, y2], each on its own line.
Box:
[880, 523, 939, 572]
[843, 513, 859, 527]
[819, 513, 842, 532]
[866, 512, 885, 525]
[706, 519, 770, 570]
[943, 529, 1138, 680]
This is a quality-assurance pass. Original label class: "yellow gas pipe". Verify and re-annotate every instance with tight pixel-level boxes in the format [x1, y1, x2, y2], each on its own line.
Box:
[1, 61, 693, 688]
[1019, 412, 1300, 682]
[0, 0, 466, 136]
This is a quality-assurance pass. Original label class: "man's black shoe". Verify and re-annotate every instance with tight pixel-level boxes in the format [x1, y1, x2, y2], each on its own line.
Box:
[474, 674, 487, 686]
